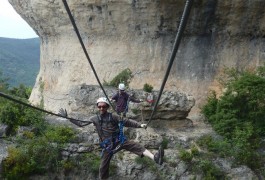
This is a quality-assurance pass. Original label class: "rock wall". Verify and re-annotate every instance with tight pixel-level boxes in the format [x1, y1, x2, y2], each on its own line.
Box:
[8, 0, 265, 113]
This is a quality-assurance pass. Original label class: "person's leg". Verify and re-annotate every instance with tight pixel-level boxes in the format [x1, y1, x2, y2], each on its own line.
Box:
[143, 147, 164, 165]
[99, 151, 113, 180]
[143, 149, 154, 160]
[153, 146, 164, 165]
[120, 141, 164, 165]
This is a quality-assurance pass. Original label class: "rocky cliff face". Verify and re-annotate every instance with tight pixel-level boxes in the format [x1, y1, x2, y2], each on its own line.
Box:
[3, 1, 264, 178]
[8, 0, 265, 113]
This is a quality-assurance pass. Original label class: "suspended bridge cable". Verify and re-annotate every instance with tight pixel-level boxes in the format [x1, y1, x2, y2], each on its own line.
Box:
[62, 0, 115, 111]
[0, 91, 85, 122]
[146, 0, 194, 128]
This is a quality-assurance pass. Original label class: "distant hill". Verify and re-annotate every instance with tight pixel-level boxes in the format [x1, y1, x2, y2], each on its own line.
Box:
[0, 37, 40, 87]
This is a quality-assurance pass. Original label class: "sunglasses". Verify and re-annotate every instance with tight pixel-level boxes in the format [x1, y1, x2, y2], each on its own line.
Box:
[98, 105, 108, 109]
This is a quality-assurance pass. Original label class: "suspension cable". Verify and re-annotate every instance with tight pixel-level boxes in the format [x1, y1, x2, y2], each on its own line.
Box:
[146, 0, 194, 127]
[62, 0, 115, 111]
[0, 91, 86, 122]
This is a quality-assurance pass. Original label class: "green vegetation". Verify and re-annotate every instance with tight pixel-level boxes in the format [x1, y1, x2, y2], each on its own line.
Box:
[161, 137, 169, 149]
[135, 156, 158, 173]
[1, 57, 265, 178]
[135, 149, 167, 179]
[143, 83, 153, 93]
[179, 149, 193, 162]
[62, 152, 117, 178]
[193, 159, 223, 180]
[2, 126, 76, 179]
[176, 64, 265, 179]
[178, 144, 225, 179]
[0, 37, 40, 87]
[0, 82, 43, 135]
[103, 68, 132, 88]
[131, 108, 140, 114]
[201, 64, 265, 172]
[0, 74, 99, 179]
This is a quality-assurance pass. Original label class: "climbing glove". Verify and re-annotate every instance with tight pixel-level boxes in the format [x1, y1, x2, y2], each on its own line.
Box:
[58, 108, 68, 118]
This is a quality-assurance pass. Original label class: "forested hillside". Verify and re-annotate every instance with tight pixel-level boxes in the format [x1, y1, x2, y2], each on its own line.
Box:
[0, 37, 40, 87]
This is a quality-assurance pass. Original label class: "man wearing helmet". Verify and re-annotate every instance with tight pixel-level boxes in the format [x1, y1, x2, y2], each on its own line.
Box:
[60, 97, 164, 180]
[111, 83, 142, 117]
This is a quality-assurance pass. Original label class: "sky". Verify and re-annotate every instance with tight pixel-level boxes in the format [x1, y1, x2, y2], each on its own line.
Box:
[0, 0, 38, 39]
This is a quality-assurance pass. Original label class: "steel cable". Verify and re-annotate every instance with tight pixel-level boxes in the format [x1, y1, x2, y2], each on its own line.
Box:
[0, 91, 86, 122]
[146, 0, 194, 127]
[62, 0, 115, 111]
[0, 0, 193, 127]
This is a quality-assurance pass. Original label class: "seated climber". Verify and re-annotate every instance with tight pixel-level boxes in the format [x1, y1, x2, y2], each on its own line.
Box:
[59, 97, 164, 180]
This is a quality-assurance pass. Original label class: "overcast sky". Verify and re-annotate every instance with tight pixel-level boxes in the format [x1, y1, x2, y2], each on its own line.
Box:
[0, 0, 38, 39]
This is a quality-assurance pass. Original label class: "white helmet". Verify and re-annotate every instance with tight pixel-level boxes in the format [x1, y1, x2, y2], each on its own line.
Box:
[96, 97, 110, 106]
[118, 83, 126, 90]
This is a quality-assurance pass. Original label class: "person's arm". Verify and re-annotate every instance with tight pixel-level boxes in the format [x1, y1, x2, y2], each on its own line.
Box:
[111, 93, 118, 101]
[124, 118, 147, 128]
[128, 93, 142, 103]
[123, 118, 144, 128]
[58, 108, 92, 127]
[130, 97, 141, 103]
[69, 119, 92, 127]
[112, 113, 146, 128]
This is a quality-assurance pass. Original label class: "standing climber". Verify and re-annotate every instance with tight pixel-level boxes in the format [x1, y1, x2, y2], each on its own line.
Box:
[111, 83, 142, 117]
[59, 97, 164, 180]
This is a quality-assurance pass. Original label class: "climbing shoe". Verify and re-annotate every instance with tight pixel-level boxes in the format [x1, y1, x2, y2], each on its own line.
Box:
[154, 145, 164, 165]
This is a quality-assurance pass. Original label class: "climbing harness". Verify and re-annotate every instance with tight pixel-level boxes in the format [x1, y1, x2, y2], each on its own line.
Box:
[146, 0, 194, 128]
[111, 114, 127, 154]
[97, 113, 127, 157]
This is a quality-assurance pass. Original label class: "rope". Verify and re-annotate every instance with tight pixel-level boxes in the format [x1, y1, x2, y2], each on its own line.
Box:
[1, 1, 193, 128]
[0, 91, 82, 122]
[146, 0, 194, 128]
[62, 0, 115, 111]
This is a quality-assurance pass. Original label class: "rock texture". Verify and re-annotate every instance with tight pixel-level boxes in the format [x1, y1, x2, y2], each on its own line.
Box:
[3, 1, 265, 179]
[1, 115, 258, 179]
[65, 84, 195, 119]
[8, 0, 265, 114]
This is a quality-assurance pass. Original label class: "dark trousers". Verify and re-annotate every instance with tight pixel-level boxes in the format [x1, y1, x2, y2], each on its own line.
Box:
[99, 140, 146, 179]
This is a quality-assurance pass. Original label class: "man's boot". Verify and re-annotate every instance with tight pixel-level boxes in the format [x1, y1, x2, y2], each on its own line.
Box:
[154, 145, 164, 165]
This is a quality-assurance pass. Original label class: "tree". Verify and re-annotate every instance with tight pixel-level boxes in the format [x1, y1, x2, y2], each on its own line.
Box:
[201, 64, 265, 169]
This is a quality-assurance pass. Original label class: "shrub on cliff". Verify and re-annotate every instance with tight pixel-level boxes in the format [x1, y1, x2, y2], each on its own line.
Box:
[143, 83, 153, 93]
[0, 79, 78, 179]
[0, 84, 44, 135]
[103, 68, 132, 88]
[201, 64, 265, 170]
[2, 125, 77, 179]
